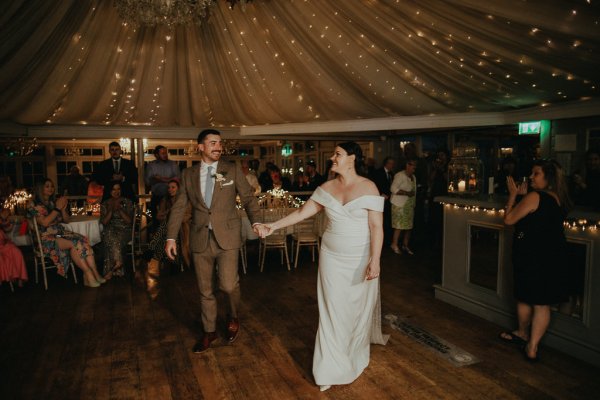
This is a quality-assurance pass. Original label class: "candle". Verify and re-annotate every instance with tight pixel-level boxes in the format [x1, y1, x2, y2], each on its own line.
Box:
[458, 180, 466, 192]
[488, 177, 494, 195]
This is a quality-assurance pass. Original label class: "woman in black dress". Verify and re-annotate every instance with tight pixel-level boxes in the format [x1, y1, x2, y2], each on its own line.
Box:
[500, 159, 572, 361]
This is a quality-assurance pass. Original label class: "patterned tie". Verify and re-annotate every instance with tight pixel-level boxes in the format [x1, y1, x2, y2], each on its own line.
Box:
[113, 159, 119, 173]
[205, 166, 214, 208]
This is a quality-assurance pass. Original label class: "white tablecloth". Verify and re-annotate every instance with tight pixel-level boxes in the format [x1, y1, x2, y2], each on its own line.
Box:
[62, 215, 102, 246]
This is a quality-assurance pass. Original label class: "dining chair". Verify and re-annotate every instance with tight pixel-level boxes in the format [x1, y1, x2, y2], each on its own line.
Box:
[29, 217, 78, 290]
[291, 215, 320, 269]
[127, 203, 148, 273]
[259, 208, 290, 272]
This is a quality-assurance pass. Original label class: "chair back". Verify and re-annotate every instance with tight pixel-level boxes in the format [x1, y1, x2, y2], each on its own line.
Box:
[293, 216, 319, 237]
[262, 208, 287, 240]
[29, 217, 46, 259]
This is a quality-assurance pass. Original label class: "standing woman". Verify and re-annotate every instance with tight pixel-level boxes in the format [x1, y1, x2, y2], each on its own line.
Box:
[100, 181, 133, 279]
[500, 159, 572, 361]
[389, 159, 417, 255]
[28, 179, 105, 287]
[258, 142, 387, 391]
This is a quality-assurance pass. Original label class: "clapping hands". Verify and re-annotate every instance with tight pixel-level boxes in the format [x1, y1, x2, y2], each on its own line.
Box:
[55, 196, 68, 210]
[506, 176, 528, 197]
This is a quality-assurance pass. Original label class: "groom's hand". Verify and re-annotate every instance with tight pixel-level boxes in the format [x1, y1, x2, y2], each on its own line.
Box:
[165, 239, 177, 260]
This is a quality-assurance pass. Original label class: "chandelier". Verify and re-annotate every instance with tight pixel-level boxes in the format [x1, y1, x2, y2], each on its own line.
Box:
[65, 139, 84, 156]
[222, 139, 239, 156]
[119, 138, 149, 155]
[2, 137, 38, 157]
[114, 0, 252, 27]
[184, 140, 198, 157]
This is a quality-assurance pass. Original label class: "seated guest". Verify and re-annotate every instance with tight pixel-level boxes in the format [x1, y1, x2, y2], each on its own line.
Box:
[258, 161, 275, 190]
[143, 179, 191, 298]
[291, 171, 310, 200]
[100, 181, 134, 279]
[0, 207, 28, 287]
[263, 166, 292, 191]
[27, 179, 105, 287]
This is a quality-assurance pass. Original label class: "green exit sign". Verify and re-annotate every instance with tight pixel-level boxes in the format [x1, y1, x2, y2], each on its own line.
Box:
[519, 120, 550, 135]
[281, 143, 293, 157]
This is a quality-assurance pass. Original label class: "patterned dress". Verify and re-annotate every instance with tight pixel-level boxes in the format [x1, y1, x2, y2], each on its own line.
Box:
[100, 198, 134, 276]
[390, 171, 417, 230]
[27, 201, 92, 277]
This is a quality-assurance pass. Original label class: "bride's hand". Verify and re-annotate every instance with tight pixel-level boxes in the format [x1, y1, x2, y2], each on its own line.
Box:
[365, 261, 380, 280]
[258, 223, 275, 238]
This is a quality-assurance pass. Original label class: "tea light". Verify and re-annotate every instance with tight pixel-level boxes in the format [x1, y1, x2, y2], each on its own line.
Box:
[458, 180, 466, 192]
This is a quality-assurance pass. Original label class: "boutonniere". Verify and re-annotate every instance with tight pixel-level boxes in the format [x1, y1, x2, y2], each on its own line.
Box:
[212, 172, 234, 188]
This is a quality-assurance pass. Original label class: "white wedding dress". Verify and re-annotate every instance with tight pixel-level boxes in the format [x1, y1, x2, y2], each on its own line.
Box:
[310, 187, 389, 387]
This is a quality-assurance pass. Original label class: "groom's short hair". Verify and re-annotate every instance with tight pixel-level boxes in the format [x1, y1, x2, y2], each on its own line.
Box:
[198, 129, 221, 144]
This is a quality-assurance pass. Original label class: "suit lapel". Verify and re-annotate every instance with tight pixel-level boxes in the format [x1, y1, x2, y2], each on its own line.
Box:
[190, 163, 205, 208]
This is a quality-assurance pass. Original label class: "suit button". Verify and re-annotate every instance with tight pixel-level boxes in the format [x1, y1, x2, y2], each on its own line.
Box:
[205, 225, 209, 228]
[208, 211, 212, 215]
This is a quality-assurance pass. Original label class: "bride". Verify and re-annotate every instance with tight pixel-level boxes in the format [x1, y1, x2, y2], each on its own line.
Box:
[258, 141, 388, 391]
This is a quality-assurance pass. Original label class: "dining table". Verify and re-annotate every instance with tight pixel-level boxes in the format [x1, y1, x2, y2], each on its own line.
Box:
[61, 215, 102, 246]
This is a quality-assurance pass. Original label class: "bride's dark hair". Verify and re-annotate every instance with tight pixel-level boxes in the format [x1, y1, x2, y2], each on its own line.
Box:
[337, 141, 367, 176]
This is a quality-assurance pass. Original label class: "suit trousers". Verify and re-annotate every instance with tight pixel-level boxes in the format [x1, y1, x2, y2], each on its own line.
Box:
[193, 230, 241, 333]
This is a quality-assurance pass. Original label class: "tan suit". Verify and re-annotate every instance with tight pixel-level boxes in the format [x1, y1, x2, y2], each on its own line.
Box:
[167, 161, 260, 332]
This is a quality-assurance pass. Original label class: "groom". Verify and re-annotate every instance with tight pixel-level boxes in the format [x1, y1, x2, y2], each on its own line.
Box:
[166, 129, 262, 353]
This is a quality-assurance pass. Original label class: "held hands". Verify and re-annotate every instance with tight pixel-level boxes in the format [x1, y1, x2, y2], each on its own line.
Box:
[253, 223, 274, 238]
[365, 260, 380, 280]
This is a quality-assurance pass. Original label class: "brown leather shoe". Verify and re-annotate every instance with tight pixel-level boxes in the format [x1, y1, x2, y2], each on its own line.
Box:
[227, 318, 240, 343]
[192, 332, 217, 353]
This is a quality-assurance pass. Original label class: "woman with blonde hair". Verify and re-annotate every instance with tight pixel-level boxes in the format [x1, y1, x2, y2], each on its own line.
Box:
[28, 179, 105, 287]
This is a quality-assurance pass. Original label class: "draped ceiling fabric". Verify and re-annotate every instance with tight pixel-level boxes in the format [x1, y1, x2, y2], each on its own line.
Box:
[0, 0, 599, 129]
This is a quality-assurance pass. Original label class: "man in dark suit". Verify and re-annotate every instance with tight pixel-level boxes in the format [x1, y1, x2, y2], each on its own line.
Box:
[166, 129, 262, 353]
[371, 157, 395, 245]
[91, 141, 138, 201]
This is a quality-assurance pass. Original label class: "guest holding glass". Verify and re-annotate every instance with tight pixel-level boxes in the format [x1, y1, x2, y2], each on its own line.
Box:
[0, 207, 28, 288]
[257, 142, 387, 391]
[27, 179, 104, 287]
[499, 159, 571, 362]
[390, 159, 417, 255]
[100, 181, 133, 279]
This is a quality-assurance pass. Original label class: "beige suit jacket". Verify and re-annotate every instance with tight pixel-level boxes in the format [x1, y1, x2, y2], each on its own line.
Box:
[166, 161, 261, 253]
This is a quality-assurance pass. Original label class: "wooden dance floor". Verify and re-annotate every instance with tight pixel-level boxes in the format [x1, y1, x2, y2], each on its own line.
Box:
[1, 244, 598, 399]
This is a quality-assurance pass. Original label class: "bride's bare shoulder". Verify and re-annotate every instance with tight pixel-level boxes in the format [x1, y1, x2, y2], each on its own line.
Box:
[358, 178, 379, 195]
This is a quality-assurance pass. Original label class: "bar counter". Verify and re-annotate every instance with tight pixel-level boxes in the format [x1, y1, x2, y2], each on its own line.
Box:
[434, 195, 600, 366]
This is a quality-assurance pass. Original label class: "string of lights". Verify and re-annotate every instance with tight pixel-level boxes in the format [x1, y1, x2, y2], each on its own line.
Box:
[440, 201, 599, 233]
